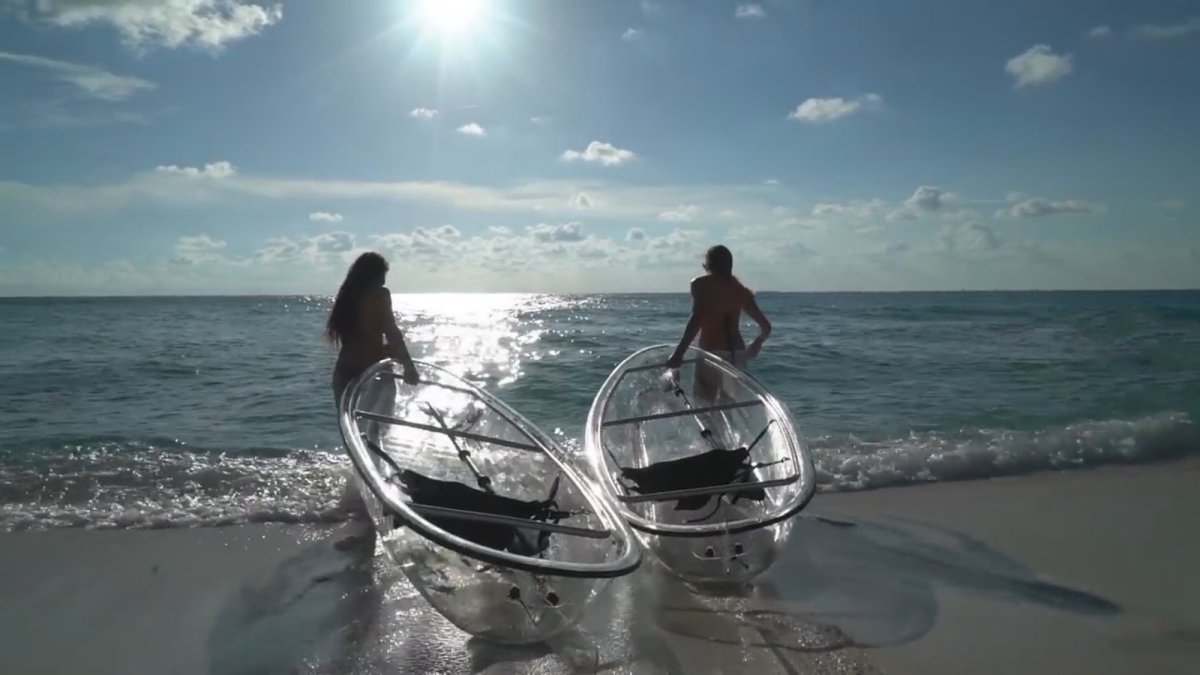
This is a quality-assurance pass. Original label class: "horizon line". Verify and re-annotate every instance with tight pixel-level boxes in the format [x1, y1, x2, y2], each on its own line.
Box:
[2, 287, 1198, 300]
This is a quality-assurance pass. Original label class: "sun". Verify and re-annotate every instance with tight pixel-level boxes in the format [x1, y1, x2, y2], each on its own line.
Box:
[416, 0, 489, 38]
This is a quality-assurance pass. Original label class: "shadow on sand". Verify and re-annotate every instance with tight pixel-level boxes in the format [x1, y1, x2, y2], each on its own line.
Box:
[205, 513, 1120, 674]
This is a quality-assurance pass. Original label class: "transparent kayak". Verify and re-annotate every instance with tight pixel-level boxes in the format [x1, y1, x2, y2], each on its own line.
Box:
[338, 358, 642, 644]
[585, 345, 815, 586]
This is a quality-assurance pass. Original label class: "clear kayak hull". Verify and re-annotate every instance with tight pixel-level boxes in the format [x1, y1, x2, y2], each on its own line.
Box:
[339, 359, 642, 644]
[585, 345, 815, 586]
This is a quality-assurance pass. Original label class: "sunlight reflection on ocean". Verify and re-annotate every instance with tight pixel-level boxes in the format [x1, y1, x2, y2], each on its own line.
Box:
[1, 291, 1198, 530]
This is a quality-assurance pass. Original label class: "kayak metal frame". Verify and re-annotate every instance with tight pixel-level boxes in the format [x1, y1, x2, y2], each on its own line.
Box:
[585, 344, 817, 538]
[338, 358, 643, 579]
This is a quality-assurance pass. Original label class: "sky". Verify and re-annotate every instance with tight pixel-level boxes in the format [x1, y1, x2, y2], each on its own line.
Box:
[1, 0, 1198, 295]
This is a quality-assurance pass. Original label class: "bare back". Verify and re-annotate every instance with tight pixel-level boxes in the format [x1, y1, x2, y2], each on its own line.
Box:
[334, 287, 394, 379]
[691, 275, 751, 352]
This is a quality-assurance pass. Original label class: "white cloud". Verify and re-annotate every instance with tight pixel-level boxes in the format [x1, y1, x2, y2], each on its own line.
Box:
[812, 199, 885, 219]
[570, 192, 592, 209]
[561, 141, 636, 166]
[172, 234, 227, 264]
[28, 0, 283, 50]
[1087, 25, 1112, 39]
[457, 122, 485, 136]
[905, 185, 945, 212]
[787, 93, 882, 123]
[0, 51, 154, 102]
[658, 204, 700, 222]
[735, 4, 766, 19]
[621, 27, 644, 41]
[626, 228, 646, 241]
[528, 222, 584, 243]
[408, 107, 438, 119]
[763, 178, 780, 186]
[155, 160, 237, 179]
[884, 186, 947, 221]
[997, 193, 1102, 218]
[1130, 17, 1200, 40]
[640, 1, 661, 14]
[308, 211, 343, 222]
[530, 115, 551, 125]
[3, 165, 815, 230]
[1005, 45, 1072, 88]
[939, 222, 1000, 254]
[256, 230, 360, 265]
[487, 225, 511, 236]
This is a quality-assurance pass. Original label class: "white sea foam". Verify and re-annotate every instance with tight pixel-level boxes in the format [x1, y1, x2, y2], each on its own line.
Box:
[0, 412, 1195, 531]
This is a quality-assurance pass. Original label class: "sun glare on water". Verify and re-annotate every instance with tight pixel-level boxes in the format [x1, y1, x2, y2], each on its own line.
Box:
[416, 0, 490, 39]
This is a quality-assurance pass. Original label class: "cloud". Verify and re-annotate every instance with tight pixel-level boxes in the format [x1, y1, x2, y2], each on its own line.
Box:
[457, 122, 485, 136]
[787, 94, 882, 123]
[997, 193, 1102, 218]
[570, 192, 593, 209]
[155, 161, 237, 179]
[812, 199, 885, 219]
[640, 1, 661, 14]
[408, 107, 438, 119]
[528, 222, 584, 243]
[939, 222, 1000, 254]
[1087, 25, 1112, 39]
[0, 51, 154, 102]
[561, 141, 636, 166]
[626, 228, 646, 241]
[763, 178, 780, 186]
[621, 27, 643, 41]
[884, 186, 947, 221]
[256, 230, 360, 265]
[1157, 198, 1185, 212]
[658, 204, 700, 222]
[4, 165, 814, 230]
[26, 0, 283, 50]
[530, 115, 551, 125]
[308, 211, 343, 223]
[1005, 45, 1072, 88]
[172, 234, 227, 264]
[905, 185, 945, 212]
[735, 4, 766, 19]
[1130, 17, 1200, 40]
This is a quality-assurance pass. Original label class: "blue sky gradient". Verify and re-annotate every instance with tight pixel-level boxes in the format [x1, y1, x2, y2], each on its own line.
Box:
[1, 0, 1198, 294]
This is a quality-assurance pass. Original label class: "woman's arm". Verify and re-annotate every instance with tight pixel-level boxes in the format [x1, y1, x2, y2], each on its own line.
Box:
[743, 291, 771, 357]
[666, 281, 703, 369]
[366, 288, 420, 384]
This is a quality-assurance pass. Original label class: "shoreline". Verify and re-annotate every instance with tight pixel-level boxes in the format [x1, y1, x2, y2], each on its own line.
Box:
[1, 459, 1197, 673]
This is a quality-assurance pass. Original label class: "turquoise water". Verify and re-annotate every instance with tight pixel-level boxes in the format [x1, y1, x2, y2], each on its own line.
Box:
[1, 291, 1198, 531]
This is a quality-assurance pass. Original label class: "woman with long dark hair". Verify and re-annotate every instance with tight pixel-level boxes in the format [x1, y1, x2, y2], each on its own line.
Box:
[327, 252, 420, 402]
[666, 244, 771, 371]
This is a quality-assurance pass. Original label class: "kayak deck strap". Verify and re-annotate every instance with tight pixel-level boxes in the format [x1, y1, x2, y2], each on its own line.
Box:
[617, 473, 800, 503]
[406, 503, 612, 539]
[602, 399, 764, 427]
[355, 410, 542, 453]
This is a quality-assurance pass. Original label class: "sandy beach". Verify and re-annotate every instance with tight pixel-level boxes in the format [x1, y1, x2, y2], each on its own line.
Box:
[2, 460, 1197, 674]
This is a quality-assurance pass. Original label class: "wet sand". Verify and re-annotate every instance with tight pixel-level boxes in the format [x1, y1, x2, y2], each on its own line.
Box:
[1, 460, 1196, 674]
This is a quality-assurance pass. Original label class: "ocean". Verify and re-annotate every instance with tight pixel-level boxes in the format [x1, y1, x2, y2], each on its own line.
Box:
[2, 291, 1198, 532]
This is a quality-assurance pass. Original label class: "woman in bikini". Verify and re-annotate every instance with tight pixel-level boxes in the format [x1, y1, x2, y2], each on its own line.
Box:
[326, 252, 420, 405]
[666, 245, 771, 399]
